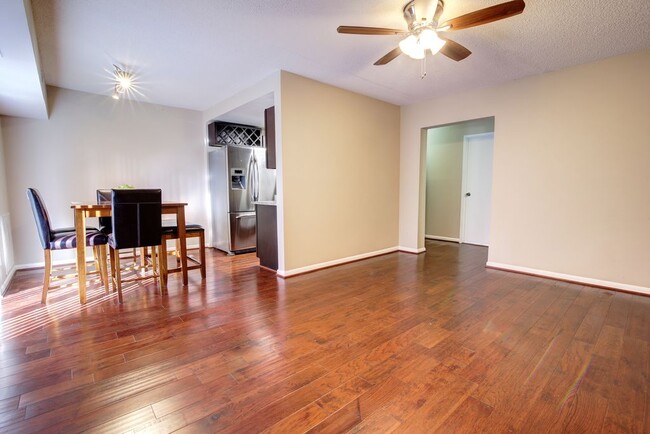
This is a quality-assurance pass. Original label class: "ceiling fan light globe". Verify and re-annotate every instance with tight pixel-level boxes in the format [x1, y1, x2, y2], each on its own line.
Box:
[410, 46, 426, 59]
[399, 35, 417, 55]
[399, 34, 425, 59]
[418, 28, 437, 48]
[429, 38, 446, 55]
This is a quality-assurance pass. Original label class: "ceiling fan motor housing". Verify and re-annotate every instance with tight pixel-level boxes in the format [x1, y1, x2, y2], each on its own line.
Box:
[403, 0, 445, 31]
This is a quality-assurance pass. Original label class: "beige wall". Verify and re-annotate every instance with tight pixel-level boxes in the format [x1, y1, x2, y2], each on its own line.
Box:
[425, 118, 494, 239]
[280, 72, 400, 273]
[401, 49, 650, 290]
[0, 120, 16, 293]
[2, 86, 205, 266]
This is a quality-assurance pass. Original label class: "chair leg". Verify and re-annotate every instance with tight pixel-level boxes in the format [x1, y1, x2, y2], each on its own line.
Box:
[199, 232, 206, 279]
[151, 245, 160, 295]
[93, 246, 101, 275]
[109, 246, 116, 293]
[140, 247, 148, 269]
[111, 247, 123, 303]
[99, 245, 109, 294]
[115, 257, 123, 304]
[41, 250, 52, 304]
[159, 238, 168, 292]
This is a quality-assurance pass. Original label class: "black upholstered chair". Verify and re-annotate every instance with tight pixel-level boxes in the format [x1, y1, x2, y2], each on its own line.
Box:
[26, 188, 108, 303]
[99, 188, 149, 267]
[160, 223, 206, 285]
[108, 189, 163, 303]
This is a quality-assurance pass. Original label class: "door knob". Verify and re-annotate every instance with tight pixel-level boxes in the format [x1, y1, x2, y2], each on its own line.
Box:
[465, 192, 471, 197]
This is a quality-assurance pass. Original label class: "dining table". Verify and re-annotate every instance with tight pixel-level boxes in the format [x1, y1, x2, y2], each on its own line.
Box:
[71, 202, 189, 304]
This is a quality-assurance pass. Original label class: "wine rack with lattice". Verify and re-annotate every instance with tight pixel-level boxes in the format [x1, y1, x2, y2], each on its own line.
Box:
[210, 122, 262, 147]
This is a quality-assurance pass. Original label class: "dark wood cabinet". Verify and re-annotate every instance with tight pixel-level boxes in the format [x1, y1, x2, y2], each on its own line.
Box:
[264, 106, 276, 169]
[255, 203, 277, 271]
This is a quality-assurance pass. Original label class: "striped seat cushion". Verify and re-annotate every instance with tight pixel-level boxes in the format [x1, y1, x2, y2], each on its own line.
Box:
[49, 231, 108, 250]
[51, 226, 99, 236]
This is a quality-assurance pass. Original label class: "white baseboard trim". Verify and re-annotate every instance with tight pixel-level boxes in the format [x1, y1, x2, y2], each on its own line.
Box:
[16, 256, 97, 270]
[0, 265, 17, 297]
[425, 235, 460, 243]
[277, 246, 399, 278]
[486, 261, 650, 296]
[398, 246, 426, 254]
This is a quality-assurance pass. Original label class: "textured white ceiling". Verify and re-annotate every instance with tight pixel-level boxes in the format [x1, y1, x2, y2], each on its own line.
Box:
[27, 0, 650, 111]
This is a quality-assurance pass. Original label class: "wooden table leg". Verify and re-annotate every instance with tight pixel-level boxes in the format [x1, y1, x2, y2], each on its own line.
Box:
[75, 208, 88, 304]
[177, 206, 188, 285]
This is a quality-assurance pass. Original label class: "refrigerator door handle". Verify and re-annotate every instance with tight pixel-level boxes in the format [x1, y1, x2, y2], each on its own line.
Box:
[235, 214, 256, 219]
[246, 153, 254, 204]
[253, 156, 260, 202]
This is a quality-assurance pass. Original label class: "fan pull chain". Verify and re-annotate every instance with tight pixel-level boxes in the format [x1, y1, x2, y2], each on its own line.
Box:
[420, 57, 427, 79]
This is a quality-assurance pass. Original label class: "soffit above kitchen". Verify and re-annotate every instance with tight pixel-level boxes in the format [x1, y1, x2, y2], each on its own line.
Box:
[0, 0, 48, 119]
[13, 0, 650, 113]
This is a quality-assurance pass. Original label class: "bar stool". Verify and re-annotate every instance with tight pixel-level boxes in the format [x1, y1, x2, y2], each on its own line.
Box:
[160, 223, 206, 286]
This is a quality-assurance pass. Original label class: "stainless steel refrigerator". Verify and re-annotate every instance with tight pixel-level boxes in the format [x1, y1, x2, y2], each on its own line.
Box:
[209, 144, 276, 254]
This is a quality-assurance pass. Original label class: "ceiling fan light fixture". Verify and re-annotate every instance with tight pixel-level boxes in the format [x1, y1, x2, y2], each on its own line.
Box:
[399, 27, 445, 60]
[419, 28, 446, 55]
[399, 34, 425, 59]
[429, 37, 446, 55]
[418, 28, 436, 46]
[337, 0, 526, 66]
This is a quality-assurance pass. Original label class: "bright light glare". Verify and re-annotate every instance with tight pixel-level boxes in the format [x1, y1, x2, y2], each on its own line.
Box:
[399, 34, 425, 59]
[399, 27, 446, 59]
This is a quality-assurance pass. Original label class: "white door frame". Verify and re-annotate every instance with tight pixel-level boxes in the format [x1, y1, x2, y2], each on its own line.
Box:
[459, 132, 494, 245]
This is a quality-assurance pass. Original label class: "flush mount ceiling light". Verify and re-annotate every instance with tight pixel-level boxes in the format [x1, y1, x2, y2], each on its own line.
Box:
[111, 64, 134, 100]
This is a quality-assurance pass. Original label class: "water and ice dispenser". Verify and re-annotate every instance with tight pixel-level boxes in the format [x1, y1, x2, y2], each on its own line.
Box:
[230, 168, 246, 190]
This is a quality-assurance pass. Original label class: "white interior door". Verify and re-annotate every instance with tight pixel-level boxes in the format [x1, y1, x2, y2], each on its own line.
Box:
[460, 133, 494, 246]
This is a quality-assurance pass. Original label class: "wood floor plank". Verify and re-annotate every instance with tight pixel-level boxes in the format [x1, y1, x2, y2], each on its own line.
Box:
[1, 242, 647, 433]
[17, 373, 95, 409]
[433, 395, 493, 433]
[262, 376, 371, 433]
[393, 365, 478, 432]
[601, 336, 649, 433]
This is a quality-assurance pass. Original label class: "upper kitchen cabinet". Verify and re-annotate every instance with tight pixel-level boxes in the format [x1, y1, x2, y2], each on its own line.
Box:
[264, 106, 276, 169]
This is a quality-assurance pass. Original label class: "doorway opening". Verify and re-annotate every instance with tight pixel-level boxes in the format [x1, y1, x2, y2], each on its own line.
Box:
[424, 117, 495, 246]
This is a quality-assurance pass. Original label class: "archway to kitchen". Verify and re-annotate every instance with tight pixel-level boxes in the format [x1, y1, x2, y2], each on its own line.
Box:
[423, 117, 495, 248]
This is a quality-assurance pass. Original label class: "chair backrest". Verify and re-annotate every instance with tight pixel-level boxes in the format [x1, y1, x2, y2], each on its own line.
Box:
[96, 189, 112, 230]
[26, 188, 52, 249]
[96, 189, 111, 204]
[111, 189, 162, 249]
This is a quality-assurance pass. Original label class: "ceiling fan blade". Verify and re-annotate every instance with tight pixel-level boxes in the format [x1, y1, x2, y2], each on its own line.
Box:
[337, 26, 407, 35]
[374, 47, 402, 65]
[439, 0, 525, 31]
[439, 38, 472, 61]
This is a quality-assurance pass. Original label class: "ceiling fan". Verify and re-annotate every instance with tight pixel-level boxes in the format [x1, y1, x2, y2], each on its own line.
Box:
[337, 0, 525, 66]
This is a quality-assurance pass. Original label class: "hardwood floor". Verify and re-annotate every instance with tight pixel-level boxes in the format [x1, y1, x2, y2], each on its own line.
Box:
[1, 241, 648, 433]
